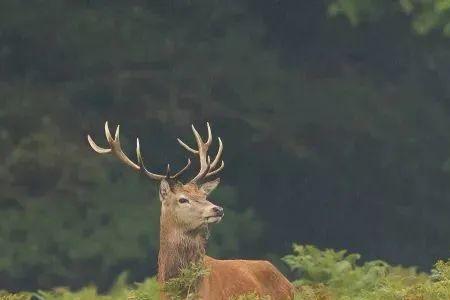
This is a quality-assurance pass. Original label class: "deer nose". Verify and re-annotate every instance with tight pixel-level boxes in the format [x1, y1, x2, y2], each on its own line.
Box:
[212, 206, 224, 216]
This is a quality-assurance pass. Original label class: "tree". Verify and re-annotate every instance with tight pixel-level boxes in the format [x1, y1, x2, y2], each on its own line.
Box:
[329, 0, 450, 36]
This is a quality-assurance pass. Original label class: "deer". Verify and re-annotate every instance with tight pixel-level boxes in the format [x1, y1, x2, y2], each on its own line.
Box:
[87, 121, 294, 300]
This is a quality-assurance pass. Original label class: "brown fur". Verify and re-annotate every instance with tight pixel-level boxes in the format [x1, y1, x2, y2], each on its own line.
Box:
[158, 211, 207, 282]
[200, 256, 294, 300]
[157, 188, 294, 300]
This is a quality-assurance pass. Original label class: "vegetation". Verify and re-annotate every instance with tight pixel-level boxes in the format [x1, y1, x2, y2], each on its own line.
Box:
[283, 244, 391, 297]
[329, 0, 450, 35]
[161, 262, 209, 300]
[0, 274, 157, 300]
[287, 245, 450, 300]
[1, 245, 449, 300]
[1, 0, 450, 296]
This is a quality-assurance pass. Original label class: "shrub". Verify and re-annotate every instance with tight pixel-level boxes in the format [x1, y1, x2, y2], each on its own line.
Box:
[285, 244, 450, 300]
[161, 262, 209, 300]
[283, 244, 389, 298]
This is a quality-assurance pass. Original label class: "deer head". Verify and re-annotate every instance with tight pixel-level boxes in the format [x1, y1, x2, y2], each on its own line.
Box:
[87, 121, 225, 234]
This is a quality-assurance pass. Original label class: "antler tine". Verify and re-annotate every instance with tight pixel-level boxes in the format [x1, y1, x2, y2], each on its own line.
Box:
[105, 121, 113, 142]
[191, 124, 204, 148]
[206, 160, 224, 177]
[176, 123, 210, 153]
[189, 124, 211, 182]
[203, 136, 224, 178]
[93, 121, 140, 171]
[177, 138, 198, 154]
[205, 122, 212, 146]
[87, 134, 111, 154]
[177, 122, 224, 183]
[209, 137, 223, 169]
[111, 124, 140, 171]
[166, 164, 171, 177]
[170, 158, 191, 179]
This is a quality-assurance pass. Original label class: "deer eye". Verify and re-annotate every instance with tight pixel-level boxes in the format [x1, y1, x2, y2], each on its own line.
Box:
[178, 197, 190, 204]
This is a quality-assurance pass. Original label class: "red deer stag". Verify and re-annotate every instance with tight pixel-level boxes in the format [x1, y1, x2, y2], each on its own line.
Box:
[87, 121, 294, 300]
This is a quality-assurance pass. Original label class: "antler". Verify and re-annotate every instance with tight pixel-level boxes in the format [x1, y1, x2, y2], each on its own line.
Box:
[177, 122, 224, 183]
[87, 121, 191, 180]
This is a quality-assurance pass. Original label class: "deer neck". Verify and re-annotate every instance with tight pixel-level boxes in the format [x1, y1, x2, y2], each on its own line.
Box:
[157, 212, 207, 282]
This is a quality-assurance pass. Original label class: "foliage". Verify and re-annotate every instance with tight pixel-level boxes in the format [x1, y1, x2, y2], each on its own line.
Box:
[293, 284, 331, 300]
[30, 273, 158, 300]
[0, 292, 30, 300]
[286, 244, 450, 300]
[329, 0, 450, 35]
[1, 245, 450, 299]
[161, 262, 209, 300]
[283, 244, 390, 298]
[358, 259, 450, 300]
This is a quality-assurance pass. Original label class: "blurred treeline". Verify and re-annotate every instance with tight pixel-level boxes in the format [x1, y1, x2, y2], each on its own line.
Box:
[1, 0, 450, 292]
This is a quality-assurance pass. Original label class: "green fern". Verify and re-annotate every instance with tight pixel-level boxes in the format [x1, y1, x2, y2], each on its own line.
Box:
[285, 245, 450, 300]
[230, 292, 271, 300]
[161, 262, 210, 300]
[0, 292, 31, 300]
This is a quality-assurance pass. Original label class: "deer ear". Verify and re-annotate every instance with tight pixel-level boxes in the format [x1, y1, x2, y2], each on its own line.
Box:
[159, 179, 172, 201]
[200, 178, 220, 195]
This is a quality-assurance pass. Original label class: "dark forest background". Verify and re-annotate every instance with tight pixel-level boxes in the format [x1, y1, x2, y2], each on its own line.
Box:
[1, 0, 450, 292]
